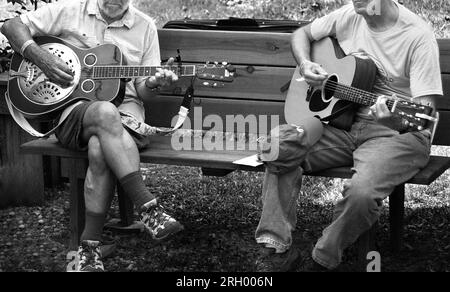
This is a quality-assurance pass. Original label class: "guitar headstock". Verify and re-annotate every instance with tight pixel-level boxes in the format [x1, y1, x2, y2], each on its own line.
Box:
[195, 62, 235, 82]
[390, 99, 436, 132]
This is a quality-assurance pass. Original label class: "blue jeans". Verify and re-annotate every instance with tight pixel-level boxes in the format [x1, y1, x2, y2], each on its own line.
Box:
[255, 115, 431, 269]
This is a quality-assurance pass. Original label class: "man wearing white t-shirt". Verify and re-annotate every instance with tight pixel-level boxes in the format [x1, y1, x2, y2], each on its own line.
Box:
[254, 0, 443, 271]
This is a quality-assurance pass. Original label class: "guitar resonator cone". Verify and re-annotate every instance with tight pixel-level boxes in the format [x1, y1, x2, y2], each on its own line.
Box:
[17, 42, 81, 105]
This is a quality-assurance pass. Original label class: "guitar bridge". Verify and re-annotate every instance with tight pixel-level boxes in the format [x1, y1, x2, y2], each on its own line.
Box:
[9, 68, 34, 82]
[415, 113, 438, 122]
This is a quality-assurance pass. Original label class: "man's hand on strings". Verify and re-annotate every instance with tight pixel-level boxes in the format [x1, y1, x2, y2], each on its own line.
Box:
[145, 57, 179, 89]
[34, 46, 74, 87]
[369, 94, 409, 130]
[299, 59, 328, 87]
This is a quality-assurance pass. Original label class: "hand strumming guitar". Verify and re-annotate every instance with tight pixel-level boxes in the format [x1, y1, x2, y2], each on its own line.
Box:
[24, 41, 74, 87]
[299, 59, 328, 87]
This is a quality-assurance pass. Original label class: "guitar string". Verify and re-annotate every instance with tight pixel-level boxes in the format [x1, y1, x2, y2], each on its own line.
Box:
[324, 81, 389, 104]
[323, 80, 424, 110]
[325, 80, 426, 111]
[323, 82, 428, 125]
[78, 65, 203, 79]
[323, 86, 427, 128]
[324, 85, 397, 111]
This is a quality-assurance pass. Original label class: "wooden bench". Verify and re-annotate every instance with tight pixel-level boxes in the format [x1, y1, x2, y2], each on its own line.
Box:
[7, 29, 450, 262]
[0, 75, 45, 207]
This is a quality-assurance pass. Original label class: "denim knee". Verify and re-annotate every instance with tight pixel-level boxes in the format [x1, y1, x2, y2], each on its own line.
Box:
[341, 181, 382, 218]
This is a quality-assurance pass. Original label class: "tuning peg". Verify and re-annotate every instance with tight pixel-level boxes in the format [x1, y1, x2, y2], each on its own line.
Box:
[202, 81, 224, 88]
[226, 65, 236, 73]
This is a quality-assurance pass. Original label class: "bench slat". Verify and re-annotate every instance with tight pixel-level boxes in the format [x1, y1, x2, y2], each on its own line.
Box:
[145, 95, 284, 134]
[161, 65, 293, 101]
[159, 29, 294, 67]
[163, 69, 449, 107]
[20, 137, 450, 185]
[145, 95, 450, 146]
[438, 38, 450, 74]
[158, 30, 450, 73]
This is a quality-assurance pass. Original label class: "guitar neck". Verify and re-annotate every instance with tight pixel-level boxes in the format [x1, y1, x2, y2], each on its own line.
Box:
[92, 65, 196, 79]
[327, 81, 396, 110]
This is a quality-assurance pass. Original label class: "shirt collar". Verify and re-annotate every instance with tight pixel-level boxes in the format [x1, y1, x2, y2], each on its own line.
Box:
[88, 0, 135, 29]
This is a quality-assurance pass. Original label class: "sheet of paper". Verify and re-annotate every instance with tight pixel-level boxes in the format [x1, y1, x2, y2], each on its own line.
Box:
[232, 154, 263, 167]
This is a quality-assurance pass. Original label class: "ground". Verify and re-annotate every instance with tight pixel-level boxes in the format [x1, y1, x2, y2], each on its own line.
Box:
[0, 163, 448, 272]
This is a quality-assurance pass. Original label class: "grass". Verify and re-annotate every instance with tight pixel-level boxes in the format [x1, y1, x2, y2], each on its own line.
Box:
[0, 0, 449, 272]
[134, 0, 450, 37]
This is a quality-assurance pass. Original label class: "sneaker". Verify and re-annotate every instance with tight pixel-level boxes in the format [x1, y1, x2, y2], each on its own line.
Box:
[76, 240, 104, 272]
[255, 247, 301, 272]
[139, 204, 184, 241]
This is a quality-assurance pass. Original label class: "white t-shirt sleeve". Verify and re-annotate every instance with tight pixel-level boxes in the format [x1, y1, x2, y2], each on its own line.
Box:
[409, 37, 443, 98]
[310, 4, 354, 41]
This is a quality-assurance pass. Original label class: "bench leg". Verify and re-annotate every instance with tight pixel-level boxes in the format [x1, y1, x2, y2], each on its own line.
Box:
[67, 160, 87, 251]
[389, 184, 405, 253]
[43, 156, 62, 188]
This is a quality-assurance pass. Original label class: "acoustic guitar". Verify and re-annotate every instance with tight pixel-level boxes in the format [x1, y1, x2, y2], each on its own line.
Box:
[284, 37, 437, 132]
[7, 36, 233, 119]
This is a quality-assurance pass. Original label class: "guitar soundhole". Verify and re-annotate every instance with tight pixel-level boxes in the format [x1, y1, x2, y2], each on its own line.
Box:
[309, 89, 330, 112]
[323, 75, 339, 102]
[81, 79, 95, 93]
[84, 53, 97, 66]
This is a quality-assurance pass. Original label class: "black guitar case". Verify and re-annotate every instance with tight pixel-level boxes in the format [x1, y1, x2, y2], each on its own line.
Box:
[163, 17, 309, 32]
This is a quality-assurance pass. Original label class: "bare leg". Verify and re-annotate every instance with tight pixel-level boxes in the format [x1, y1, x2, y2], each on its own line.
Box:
[84, 136, 115, 213]
[79, 136, 115, 242]
[81, 101, 140, 179]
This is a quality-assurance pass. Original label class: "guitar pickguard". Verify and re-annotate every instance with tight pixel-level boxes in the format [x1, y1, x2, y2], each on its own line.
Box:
[308, 87, 332, 113]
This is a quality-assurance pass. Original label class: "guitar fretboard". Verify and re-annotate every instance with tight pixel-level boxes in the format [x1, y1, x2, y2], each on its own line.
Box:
[92, 65, 196, 79]
[326, 81, 396, 110]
